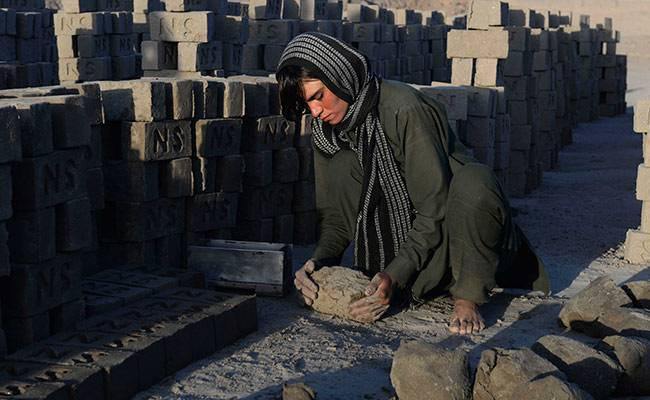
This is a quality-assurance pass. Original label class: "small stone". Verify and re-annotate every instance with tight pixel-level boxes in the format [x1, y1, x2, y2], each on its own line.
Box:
[509, 376, 594, 400]
[473, 348, 566, 400]
[623, 280, 650, 308]
[310, 266, 370, 323]
[390, 340, 471, 400]
[598, 335, 650, 395]
[283, 382, 316, 400]
[559, 276, 632, 334]
[532, 335, 622, 399]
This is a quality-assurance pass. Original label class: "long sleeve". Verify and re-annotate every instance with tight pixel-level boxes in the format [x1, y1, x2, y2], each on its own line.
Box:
[310, 147, 353, 264]
[383, 102, 452, 289]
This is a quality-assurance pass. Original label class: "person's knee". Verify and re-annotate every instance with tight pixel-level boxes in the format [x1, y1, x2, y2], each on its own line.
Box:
[449, 163, 503, 213]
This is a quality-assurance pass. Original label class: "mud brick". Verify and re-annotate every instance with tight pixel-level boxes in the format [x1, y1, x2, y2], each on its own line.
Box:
[161, 157, 193, 198]
[242, 115, 295, 152]
[636, 164, 650, 201]
[221, 78, 243, 117]
[221, 15, 247, 44]
[194, 118, 242, 157]
[0, 105, 21, 163]
[187, 192, 237, 232]
[293, 210, 316, 244]
[7, 208, 56, 264]
[112, 54, 137, 79]
[121, 120, 192, 161]
[467, 0, 508, 29]
[503, 76, 529, 101]
[0, 8, 16, 35]
[59, 0, 97, 11]
[343, 22, 379, 42]
[222, 43, 242, 74]
[271, 183, 293, 216]
[451, 58, 473, 86]
[505, 26, 529, 51]
[56, 197, 91, 252]
[465, 86, 497, 118]
[49, 298, 84, 334]
[3, 312, 49, 351]
[83, 280, 152, 304]
[177, 41, 222, 71]
[215, 154, 243, 192]
[447, 29, 509, 59]
[114, 198, 185, 241]
[243, 150, 272, 187]
[474, 58, 503, 87]
[192, 156, 216, 194]
[9, 343, 139, 400]
[295, 114, 312, 147]
[503, 51, 525, 76]
[0, 222, 7, 277]
[262, 44, 282, 71]
[248, 0, 281, 19]
[163, 0, 208, 11]
[15, 12, 40, 38]
[0, 380, 67, 399]
[1, 254, 82, 318]
[127, 265, 204, 288]
[417, 84, 468, 121]
[69, 34, 110, 58]
[58, 56, 111, 81]
[248, 19, 300, 45]
[466, 117, 496, 147]
[43, 95, 91, 149]
[84, 293, 123, 315]
[0, 165, 11, 221]
[238, 185, 263, 220]
[99, 79, 168, 122]
[510, 125, 531, 151]
[344, 3, 373, 22]
[108, 34, 133, 56]
[292, 180, 315, 212]
[272, 147, 298, 183]
[54, 12, 104, 35]
[634, 101, 650, 134]
[85, 168, 105, 211]
[0, 35, 16, 61]
[269, 214, 292, 243]
[13, 149, 86, 211]
[99, 0, 134, 9]
[141, 40, 177, 70]
[296, 146, 314, 181]
[241, 43, 263, 71]
[149, 11, 214, 43]
[108, 12, 133, 34]
[104, 161, 159, 202]
[234, 218, 272, 241]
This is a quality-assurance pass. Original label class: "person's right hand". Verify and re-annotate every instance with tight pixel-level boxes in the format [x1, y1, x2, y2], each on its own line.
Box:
[294, 259, 319, 306]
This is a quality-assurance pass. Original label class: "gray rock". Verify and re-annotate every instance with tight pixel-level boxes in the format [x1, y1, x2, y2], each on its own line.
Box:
[390, 340, 471, 400]
[509, 376, 594, 400]
[532, 335, 622, 399]
[310, 266, 370, 323]
[559, 276, 633, 335]
[623, 281, 650, 309]
[598, 335, 650, 395]
[473, 347, 566, 400]
[282, 382, 316, 400]
[596, 308, 650, 340]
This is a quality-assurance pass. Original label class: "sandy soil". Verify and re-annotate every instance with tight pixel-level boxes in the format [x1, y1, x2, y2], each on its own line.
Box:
[134, 112, 649, 400]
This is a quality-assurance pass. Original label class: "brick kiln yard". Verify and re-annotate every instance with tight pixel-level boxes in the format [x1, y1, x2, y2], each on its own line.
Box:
[133, 113, 650, 400]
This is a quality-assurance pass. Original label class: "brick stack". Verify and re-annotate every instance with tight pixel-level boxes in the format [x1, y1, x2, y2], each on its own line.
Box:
[625, 101, 650, 263]
[413, 81, 469, 141]
[447, 0, 509, 187]
[53, 5, 137, 82]
[141, 0, 228, 78]
[296, 0, 343, 41]
[241, 0, 298, 75]
[594, 18, 627, 117]
[132, 0, 162, 57]
[0, 105, 20, 358]
[567, 15, 599, 123]
[0, 87, 100, 354]
[0, 6, 57, 89]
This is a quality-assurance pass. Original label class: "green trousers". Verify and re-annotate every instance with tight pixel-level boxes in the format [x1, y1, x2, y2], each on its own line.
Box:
[325, 149, 550, 304]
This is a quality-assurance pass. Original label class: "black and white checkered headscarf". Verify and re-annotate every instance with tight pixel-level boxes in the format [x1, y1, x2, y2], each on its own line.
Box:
[278, 33, 414, 274]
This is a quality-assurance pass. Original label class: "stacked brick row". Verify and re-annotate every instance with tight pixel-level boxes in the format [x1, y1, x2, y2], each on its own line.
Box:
[591, 19, 627, 117]
[567, 15, 601, 123]
[140, 1, 231, 77]
[0, 287, 256, 400]
[624, 101, 650, 263]
[0, 6, 57, 89]
[0, 84, 103, 354]
[97, 79, 193, 270]
[446, 0, 510, 189]
[53, 5, 137, 83]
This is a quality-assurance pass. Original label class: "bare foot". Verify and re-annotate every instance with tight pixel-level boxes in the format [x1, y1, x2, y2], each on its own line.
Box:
[449, 298, 485, 335]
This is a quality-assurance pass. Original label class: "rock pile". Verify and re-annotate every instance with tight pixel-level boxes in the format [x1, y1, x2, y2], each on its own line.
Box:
[390, 276, 650, 400]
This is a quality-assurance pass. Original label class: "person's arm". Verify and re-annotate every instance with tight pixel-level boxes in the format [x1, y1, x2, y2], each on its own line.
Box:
[310, 147, 352, 265]
[383, 103, 452, 290]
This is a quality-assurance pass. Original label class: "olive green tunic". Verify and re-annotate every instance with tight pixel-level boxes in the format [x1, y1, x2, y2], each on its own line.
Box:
[311, 79, 550, 304]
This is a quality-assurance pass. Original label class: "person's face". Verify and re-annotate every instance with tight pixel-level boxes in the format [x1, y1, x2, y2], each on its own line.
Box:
[300, 79, 349, 125]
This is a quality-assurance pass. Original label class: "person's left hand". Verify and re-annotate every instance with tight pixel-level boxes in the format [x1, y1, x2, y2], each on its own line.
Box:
[349, 272, 393, 323]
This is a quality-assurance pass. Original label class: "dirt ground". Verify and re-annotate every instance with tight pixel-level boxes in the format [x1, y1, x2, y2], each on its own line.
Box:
[134, 105, 649, 400]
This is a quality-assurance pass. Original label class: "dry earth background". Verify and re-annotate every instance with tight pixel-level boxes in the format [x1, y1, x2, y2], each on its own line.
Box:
[135, 1, 650, 398]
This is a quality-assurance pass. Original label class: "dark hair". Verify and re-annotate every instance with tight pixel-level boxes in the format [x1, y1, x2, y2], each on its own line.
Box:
[276, 64, 319, 122]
